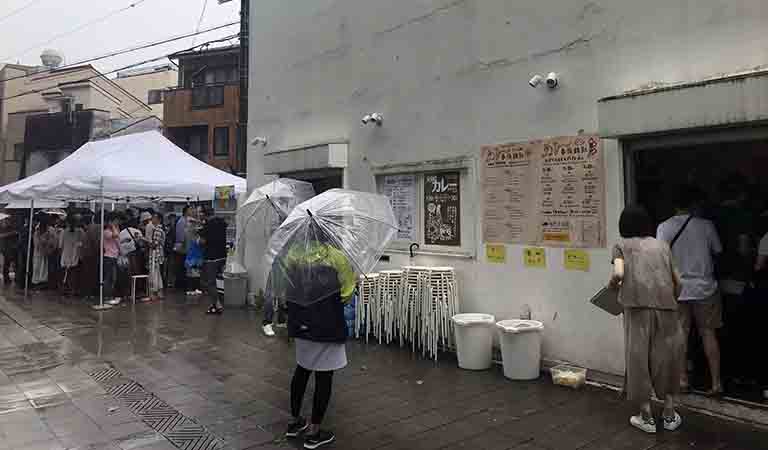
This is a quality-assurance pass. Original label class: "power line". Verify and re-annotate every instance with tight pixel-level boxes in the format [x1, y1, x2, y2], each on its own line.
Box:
[1, 34, 240, 102]
[191, 0, 211, 46]
[0, 0, 45, 25]
[0, 21, 239, 84]
[4, 0, 150, 62]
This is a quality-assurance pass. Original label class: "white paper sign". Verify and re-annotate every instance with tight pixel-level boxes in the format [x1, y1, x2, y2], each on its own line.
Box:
[379, 174, 418, 241]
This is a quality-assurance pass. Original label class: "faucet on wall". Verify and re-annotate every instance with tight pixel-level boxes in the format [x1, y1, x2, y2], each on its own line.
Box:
[409, 243, 420, 258]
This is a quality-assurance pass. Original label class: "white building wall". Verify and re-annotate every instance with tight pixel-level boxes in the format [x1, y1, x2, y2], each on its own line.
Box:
[247, 0, 768, 375]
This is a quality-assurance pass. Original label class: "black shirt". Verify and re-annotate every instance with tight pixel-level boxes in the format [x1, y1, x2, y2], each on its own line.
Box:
[201, 216, 228, 261]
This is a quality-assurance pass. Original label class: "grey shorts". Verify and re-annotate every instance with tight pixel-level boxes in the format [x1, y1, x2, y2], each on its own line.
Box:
[679, 292, 723, 330]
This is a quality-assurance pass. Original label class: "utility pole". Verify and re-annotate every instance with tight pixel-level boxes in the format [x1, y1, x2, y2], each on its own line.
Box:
[238, 0, 249, 176]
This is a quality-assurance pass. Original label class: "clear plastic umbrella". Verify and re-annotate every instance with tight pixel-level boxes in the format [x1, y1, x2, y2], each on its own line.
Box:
[237, 178, 316, 246]
[265, 189, 398, 306]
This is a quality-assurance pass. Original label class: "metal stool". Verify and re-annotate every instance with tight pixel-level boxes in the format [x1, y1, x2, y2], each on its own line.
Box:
[131, 275, 150, 305]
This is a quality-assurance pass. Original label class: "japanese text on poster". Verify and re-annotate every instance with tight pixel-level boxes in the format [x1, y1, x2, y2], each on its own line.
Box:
[486, 244, 507, 264]
[538, 135, 605, 248]
[481, 142, 538, 244]
[523, 247, 547, 268]
[424, 172, 461, 246]
[379, 174, 418, 241]
[480, 135, 606, 248]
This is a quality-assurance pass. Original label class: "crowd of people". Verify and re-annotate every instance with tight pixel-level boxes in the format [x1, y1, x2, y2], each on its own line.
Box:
[612, 177, 768, 434]
[0, 204, 229, 312]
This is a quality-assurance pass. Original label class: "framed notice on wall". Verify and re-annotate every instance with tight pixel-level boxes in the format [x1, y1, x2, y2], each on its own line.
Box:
[378, 174, 418, 241]
[424, 172, 461, 246]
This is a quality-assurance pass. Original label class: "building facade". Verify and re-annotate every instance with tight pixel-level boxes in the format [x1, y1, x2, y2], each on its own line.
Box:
[114, 64, 177, 120]
[0, 59, 155, 183]
[163, 46, 241, 173]
[246, 0, 768, 419]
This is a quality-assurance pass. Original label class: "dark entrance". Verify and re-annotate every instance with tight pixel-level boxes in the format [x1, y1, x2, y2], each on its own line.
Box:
[628, 137, 768, 404]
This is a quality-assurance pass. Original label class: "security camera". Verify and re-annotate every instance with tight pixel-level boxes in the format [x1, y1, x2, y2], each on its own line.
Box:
[529, 74, 544, 88]
[545, 72, 559, 89]
[362, 113, 383, 126]
[251, 137, 268, 147]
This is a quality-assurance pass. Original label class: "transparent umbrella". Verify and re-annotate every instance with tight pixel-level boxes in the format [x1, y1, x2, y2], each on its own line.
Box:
[237, 178, 316, 247]
[265, 189, 398, 306]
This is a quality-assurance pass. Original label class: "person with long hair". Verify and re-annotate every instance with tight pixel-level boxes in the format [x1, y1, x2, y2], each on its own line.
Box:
[611, 205, 684, 434]
[59, 216, 85, 296]
[31, 216, 56, 288]
[148, 213, 166, 300]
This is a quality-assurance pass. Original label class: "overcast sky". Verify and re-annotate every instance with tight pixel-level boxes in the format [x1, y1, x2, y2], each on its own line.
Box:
[0, 0, 240, 75]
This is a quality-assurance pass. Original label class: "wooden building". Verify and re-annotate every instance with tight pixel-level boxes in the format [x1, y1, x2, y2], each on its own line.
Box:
[164, 45, 241, 173]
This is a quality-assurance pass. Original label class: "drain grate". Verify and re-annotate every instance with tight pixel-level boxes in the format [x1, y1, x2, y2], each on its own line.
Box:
[89, 367, 223, 450]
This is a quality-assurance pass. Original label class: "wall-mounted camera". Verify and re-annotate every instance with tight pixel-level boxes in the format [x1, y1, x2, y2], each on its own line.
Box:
[529, 72, 560, 90]
[362, 113, 383, 126]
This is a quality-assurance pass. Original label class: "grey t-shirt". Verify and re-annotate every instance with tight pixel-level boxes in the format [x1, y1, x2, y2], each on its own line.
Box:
[657, 215, 722, 301]
[612, 237, 678, 311]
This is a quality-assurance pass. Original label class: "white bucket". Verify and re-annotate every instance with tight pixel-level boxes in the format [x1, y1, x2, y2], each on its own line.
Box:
[451, 314, 496, 370]
[496, 319, 544, 380]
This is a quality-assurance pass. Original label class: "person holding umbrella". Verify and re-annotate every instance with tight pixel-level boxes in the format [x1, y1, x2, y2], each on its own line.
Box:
[267, 189, 397, 449]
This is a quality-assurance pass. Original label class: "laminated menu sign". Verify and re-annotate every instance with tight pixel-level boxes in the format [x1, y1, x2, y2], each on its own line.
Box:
[379, 174, 418, 241]
[424, 172, 460, 246]
[481, 142, 538, 244]
[537, 135, 605, 248]
[480, 135, 606, 248]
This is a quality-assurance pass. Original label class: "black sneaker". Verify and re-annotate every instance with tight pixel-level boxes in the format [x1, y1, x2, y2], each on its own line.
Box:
[304, 430, 335, 449]
[285, 418, 309, 438]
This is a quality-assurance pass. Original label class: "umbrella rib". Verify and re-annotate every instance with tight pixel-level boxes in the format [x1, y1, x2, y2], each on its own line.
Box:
[310, 215, 372, 281]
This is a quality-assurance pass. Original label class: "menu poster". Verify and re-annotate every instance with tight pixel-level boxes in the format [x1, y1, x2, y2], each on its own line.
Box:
[424, 172, 461, 246]
[379, 174, 418, 241]
[537, 135, 605, 248]
[214, 185, 237, 213]
[481, 142, 538, 244]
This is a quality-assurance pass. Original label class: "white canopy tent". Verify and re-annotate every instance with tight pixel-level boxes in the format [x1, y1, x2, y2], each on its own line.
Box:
[0, 131, 246, 308]
[0, 131, 245, 202]
[3, 200, 67, 209]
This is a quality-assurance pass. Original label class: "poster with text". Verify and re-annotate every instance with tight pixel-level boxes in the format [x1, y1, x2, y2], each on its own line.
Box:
[379, 174, 418, 241]
[536, 135, 606, 248]
[481, 142, 538, 244]
[424, 172, 461, 246]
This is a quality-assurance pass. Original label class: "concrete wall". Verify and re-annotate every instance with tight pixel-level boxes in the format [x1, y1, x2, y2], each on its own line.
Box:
[114, 68, 178, 119]
[247, 0, 768, 375]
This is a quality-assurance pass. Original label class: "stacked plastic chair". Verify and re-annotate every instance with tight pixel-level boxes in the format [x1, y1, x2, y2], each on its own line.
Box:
[355, 266, 459, 361]
[378, 270, 405, 345]
[356, 273, 380, 342]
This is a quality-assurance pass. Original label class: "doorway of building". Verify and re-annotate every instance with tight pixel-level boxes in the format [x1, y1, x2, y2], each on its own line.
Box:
[627, 136, 768, 404]
[280, 169, 343, 194]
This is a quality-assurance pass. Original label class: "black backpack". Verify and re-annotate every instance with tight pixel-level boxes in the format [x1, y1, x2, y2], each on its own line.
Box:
[286, 264, 346, 343]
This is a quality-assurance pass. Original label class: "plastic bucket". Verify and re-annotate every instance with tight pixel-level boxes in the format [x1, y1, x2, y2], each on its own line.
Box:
[451, 314, 496, 370]
[496, 319, 544, 380]
[223, 274, 248, 307]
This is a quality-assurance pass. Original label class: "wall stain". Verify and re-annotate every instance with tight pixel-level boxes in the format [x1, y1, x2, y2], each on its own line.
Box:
[374, 0, 468, 36]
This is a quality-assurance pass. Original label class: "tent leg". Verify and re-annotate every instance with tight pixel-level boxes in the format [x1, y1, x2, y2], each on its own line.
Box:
[23, 200, 34, 299]
[93, 191, 112, 310]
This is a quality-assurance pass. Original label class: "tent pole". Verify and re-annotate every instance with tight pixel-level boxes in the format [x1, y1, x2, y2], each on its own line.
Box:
[23, 199, 34, 299]
[93, 178, 111, 310]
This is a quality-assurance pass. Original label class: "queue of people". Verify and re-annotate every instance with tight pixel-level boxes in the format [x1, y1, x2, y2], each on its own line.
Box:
[612, 178, 768, 434]
[0, 205, 230, 311]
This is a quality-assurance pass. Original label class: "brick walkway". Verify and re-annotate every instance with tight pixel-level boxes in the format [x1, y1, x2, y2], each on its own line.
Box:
[0, 289, 766, 450]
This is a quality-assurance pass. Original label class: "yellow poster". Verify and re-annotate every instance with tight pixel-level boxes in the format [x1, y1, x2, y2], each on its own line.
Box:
[564, 249, 590, 271]
[486, 244, 507, 264]
[523, 247, 546, 268]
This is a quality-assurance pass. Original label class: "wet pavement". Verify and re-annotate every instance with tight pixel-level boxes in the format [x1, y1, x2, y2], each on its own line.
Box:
[0, 288, 767, 450]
